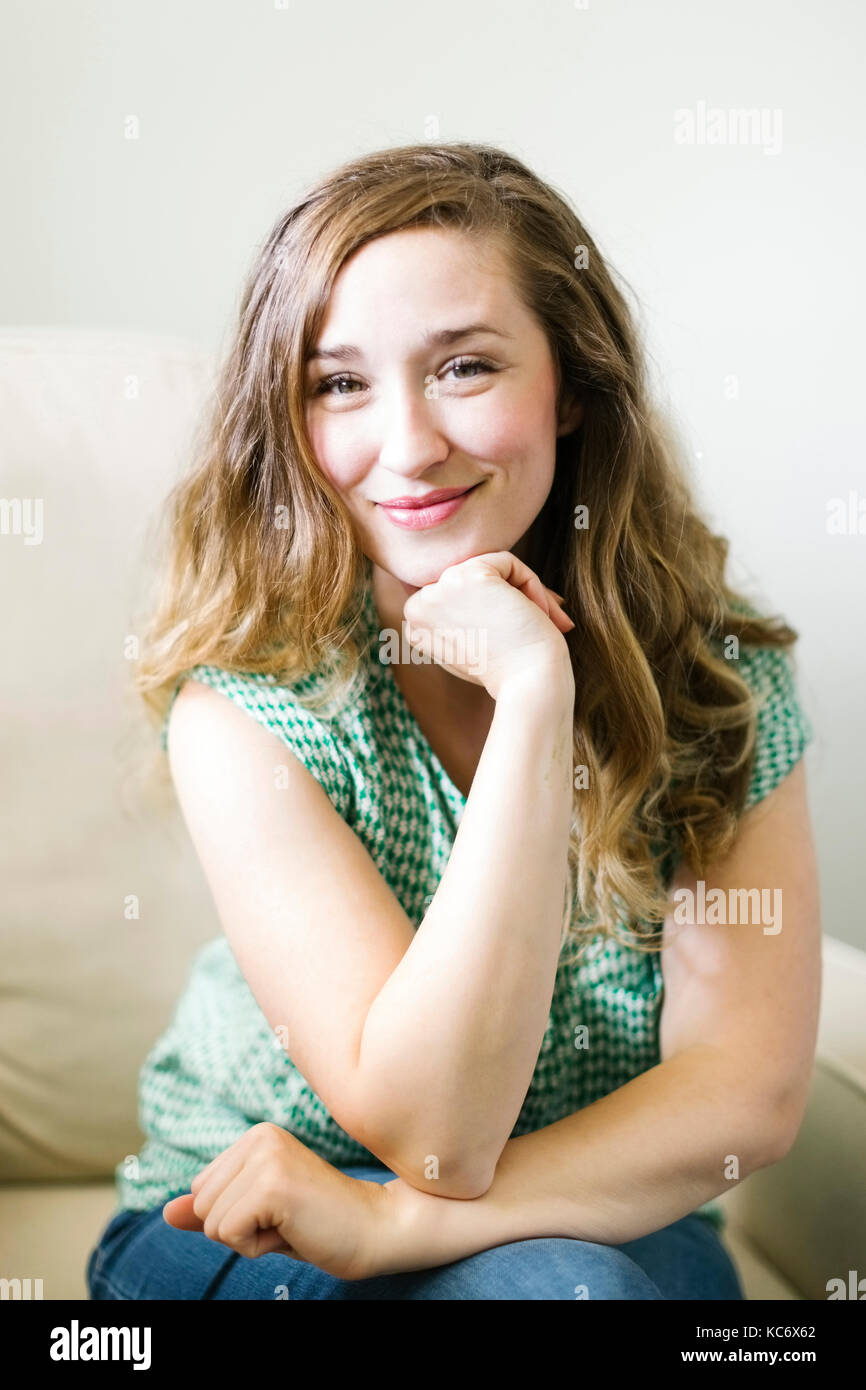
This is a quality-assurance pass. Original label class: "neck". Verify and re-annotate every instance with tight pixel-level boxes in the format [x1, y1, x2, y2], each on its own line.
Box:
[369, 564, 420, 642]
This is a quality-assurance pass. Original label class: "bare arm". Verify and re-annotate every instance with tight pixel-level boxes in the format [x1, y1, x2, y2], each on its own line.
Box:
[354, 656, 575, 1194]
[367, 1045, 785, 1274]
[171, 1038, 788, 1277]
[360, 761, 821, 1272]
[167, 648, 573, 1199]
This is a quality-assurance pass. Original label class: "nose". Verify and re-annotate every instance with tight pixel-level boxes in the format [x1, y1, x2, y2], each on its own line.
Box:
[376, 379, 450, 478]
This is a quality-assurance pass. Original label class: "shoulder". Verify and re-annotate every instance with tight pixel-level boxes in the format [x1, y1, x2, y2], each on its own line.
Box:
[164, 663, 359, 820]
[717, 601, 815, 812]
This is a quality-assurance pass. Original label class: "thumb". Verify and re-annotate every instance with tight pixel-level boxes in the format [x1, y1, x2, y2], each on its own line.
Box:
[162, 1192, 203, 1230]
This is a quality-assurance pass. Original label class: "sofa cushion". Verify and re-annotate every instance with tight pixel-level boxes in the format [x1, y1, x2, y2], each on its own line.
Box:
[0, 329, 220, 1180]
[0, 1181, 118, 1300]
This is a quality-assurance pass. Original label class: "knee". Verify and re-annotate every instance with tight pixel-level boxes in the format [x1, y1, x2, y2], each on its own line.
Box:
[85, 1245, 99, 1298]
[550, 1239, 664, 1301]
[419, 1236, 664, 1301]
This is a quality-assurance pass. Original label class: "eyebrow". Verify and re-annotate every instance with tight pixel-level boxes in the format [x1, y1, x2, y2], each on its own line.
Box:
[306, 323, 513, 364]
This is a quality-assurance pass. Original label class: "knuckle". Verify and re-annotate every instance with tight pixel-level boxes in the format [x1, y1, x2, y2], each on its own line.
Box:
[438, 564, 463, 585]
[215, 1218, 239, 1249]
[260, 1175, 284, 1209]
[255, 1154, 280, 1186]
[253, 1121, 282, 1147]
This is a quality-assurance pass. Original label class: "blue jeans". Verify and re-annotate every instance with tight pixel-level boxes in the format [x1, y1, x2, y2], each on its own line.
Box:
[87, 1164, 744, 1300]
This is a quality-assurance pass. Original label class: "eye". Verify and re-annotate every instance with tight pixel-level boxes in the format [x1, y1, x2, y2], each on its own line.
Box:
[310, 356, 497, 399]
[444, 356, 496, 380]
[312, 373, 364, 397]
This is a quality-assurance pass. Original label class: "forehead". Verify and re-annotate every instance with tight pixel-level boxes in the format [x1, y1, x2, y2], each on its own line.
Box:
[318, 226, 522, 333]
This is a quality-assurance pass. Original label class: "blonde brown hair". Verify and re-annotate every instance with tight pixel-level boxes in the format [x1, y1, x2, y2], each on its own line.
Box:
[134, 141, 799, 959]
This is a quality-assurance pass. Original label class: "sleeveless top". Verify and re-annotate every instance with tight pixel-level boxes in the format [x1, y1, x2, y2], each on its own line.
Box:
[115, 579, 815, 1233]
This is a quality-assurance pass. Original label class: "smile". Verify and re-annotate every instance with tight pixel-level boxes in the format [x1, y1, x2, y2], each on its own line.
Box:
[376, 482, 484, 530]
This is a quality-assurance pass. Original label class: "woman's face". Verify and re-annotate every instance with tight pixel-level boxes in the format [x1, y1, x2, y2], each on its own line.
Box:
[304, 226, 580, 589]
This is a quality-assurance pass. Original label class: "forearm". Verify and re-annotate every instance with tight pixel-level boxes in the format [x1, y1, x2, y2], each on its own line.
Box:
[354, 657, 575, 1194]
[369, 1044, 785, 1274]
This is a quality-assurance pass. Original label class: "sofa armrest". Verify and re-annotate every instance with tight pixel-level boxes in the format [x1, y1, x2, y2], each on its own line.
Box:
[716, 935, 866, 1300]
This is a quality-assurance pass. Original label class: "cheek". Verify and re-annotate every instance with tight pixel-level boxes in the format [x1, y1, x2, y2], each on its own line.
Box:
[473, 392, 558, 509]
[306, 415, 368, 496]
[469, 373, 558, 464]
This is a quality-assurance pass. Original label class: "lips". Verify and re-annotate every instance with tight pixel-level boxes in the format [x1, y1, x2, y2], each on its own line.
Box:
[376, 481, 483, 531]
[378, 484, 479, 509]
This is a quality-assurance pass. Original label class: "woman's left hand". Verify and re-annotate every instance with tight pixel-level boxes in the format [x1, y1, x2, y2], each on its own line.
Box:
[161, 1122, 388, 1281]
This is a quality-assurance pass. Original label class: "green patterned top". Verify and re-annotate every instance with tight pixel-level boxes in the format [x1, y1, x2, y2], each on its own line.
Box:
[116, 579, 815, 1237]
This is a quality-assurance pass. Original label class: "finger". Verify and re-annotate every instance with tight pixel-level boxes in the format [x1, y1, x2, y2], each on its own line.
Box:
[202, 1166, 290, 1259]
[472, 551, 547, 606]
[190, 1162, 217, 1192]
[250, 1226, 299, 1259]
[484, 552, 552, 605]
[190, 1146, 250, 1220]
[166, 1181, 298, 1258]
[190, 1123, 273, 1194]
[190, 1145, 239, 1192]
[547, 597, 575, 633]
[482, 554, 573, 629]
[162, 1193, 203, 1230]
[542, 589, 574, 631]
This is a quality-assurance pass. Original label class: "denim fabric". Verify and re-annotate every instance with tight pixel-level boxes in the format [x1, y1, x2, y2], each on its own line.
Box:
[87, 1164, 744, 1301]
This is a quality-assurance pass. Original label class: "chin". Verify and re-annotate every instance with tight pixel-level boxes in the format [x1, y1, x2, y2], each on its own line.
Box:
[377, 527, 519, 591]
[391, 556, 470, 591]
[375, 551, 452, 591]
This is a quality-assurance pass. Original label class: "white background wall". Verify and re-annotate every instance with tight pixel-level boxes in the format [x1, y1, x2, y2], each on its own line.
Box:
[2, 0, 863, 947]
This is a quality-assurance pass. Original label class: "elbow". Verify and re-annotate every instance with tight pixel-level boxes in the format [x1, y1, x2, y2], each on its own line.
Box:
[391, 1156, 495, 1200]
[755, 1118, 798, 1170]
[430, 1163, 496, 1200]
[347, 1106, 497, 1199]
[752, 1086, 810, 1170]
[373, 1135, 496, 1199]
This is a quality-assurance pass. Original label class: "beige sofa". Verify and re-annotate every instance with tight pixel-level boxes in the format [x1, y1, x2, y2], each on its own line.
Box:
[1, 327, 863, 1301]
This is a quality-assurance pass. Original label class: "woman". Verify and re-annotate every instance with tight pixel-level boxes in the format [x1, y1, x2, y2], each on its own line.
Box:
[87, 142, 820, 1300]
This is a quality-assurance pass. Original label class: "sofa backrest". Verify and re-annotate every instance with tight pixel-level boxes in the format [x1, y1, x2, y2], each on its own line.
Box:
[0, 327, 222, 1180]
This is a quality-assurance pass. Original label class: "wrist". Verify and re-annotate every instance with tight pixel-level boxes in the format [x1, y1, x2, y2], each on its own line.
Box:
[361, 1177, 461, 1277]
[362, 1178, 441, 1277]
[363, 1173, 507, 1278]
[495, 646, 575, 707]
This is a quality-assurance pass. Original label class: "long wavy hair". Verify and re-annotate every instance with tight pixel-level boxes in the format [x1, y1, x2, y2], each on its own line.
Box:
[133, 140, 799, 961]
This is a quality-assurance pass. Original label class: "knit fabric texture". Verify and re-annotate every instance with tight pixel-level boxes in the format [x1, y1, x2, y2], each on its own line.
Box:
[115, 579, 815, 1235]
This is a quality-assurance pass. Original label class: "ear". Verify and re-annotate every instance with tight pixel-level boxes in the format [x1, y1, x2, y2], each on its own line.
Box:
[556, 393, 584, 437]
